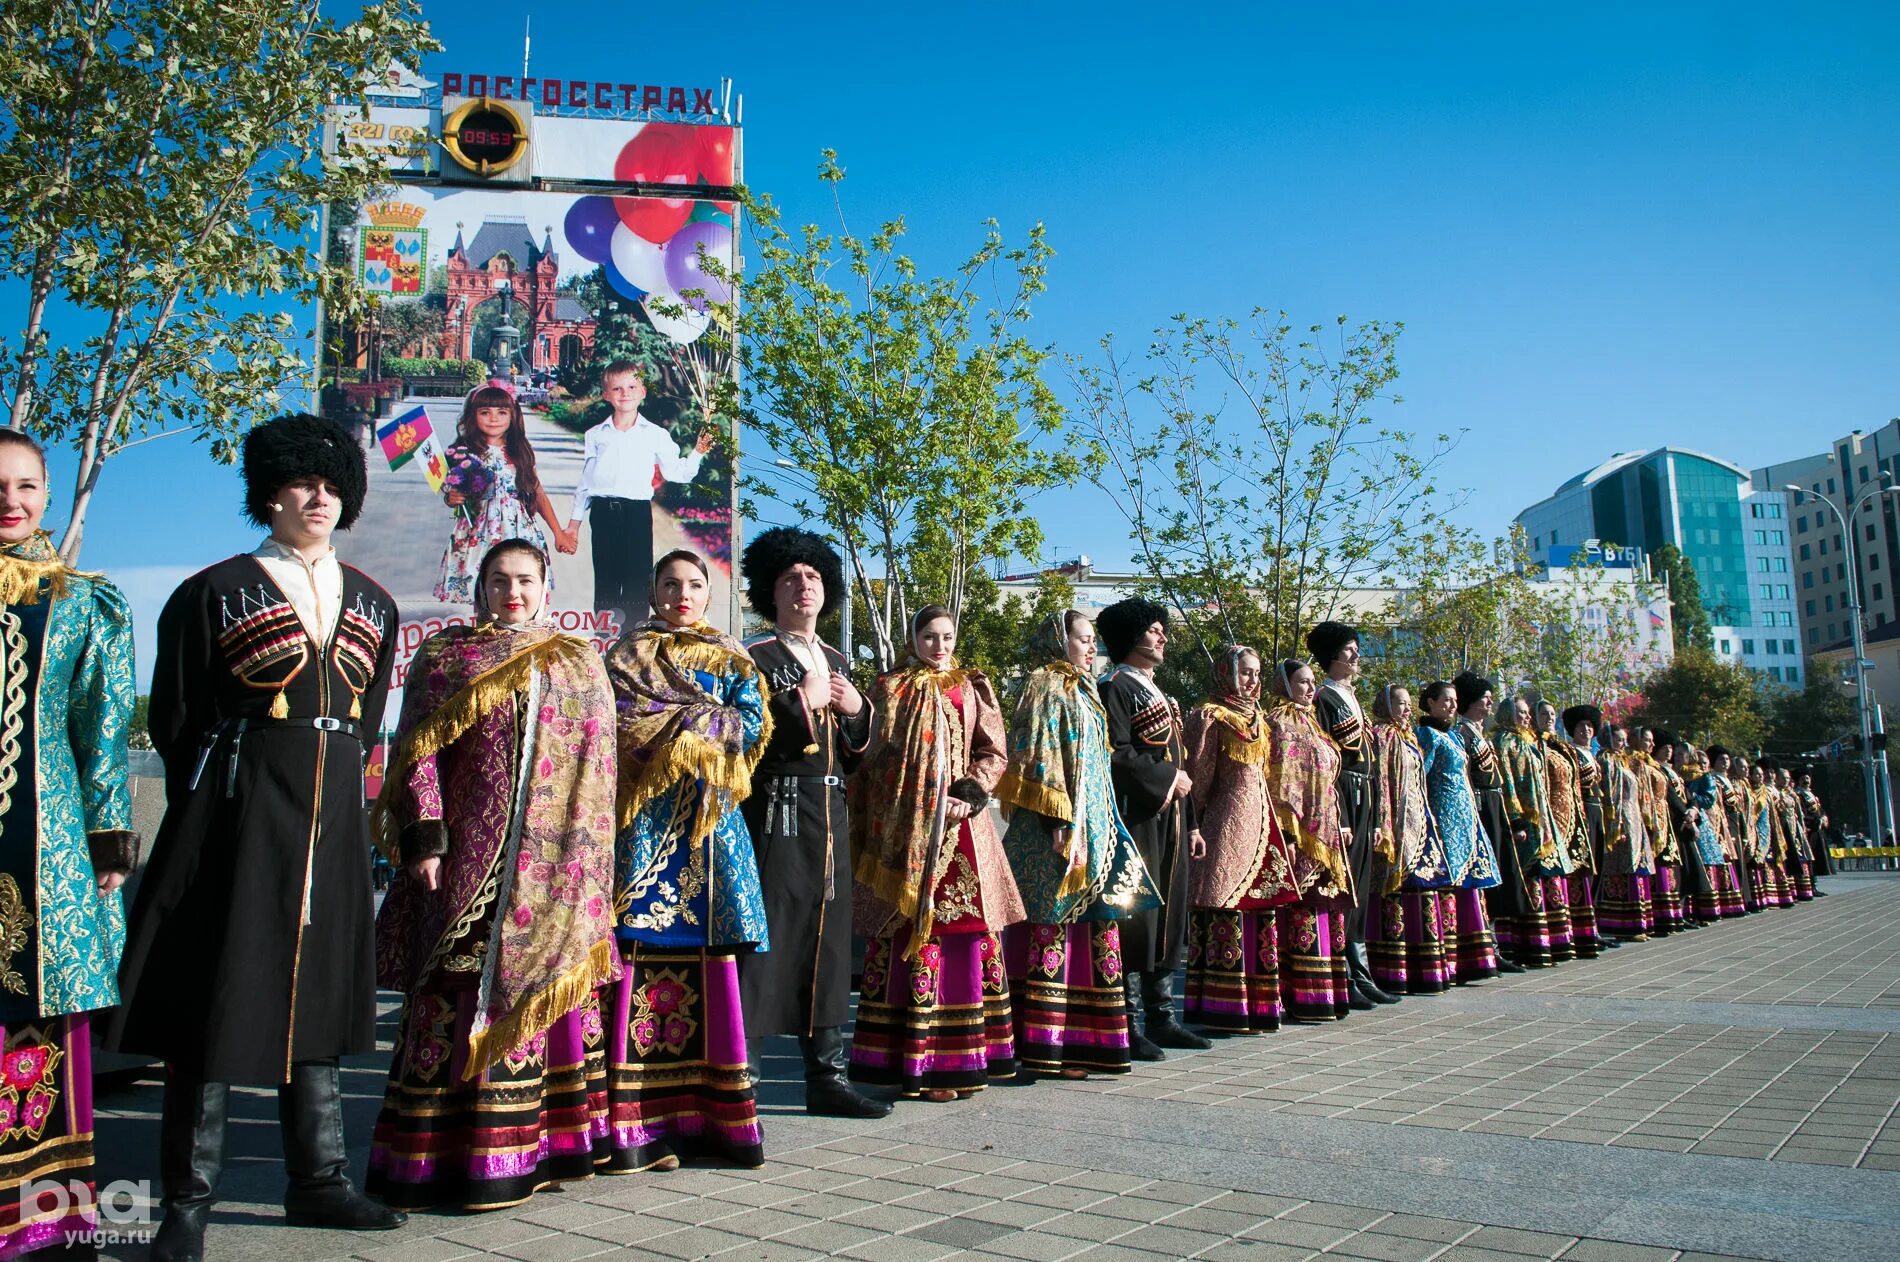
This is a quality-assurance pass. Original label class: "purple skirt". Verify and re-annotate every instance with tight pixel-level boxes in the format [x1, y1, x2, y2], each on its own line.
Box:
[2, 1014, 95, 1259]
[1008, 921, 1134, 1073]
[1276, 898, 1350, 1022]
[850, 928, 1016, 1094]
[1185, 907, 1284, 1032]
[1370, 890, 1453, 995]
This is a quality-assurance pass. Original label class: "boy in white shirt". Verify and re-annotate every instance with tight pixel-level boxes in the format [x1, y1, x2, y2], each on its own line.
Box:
[567, 360, 713, 624]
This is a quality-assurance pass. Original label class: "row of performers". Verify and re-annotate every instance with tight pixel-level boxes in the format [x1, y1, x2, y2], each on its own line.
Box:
[0, 415, 1834, 1261]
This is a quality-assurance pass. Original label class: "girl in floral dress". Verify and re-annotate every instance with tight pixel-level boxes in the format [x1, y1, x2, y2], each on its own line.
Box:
[435, 384, 575, 605]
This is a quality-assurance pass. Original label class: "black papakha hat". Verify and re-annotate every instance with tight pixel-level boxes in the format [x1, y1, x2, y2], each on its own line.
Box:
[241, 414, 368, 530]
[742, 526, 844, 622]
[1452, 670, 1494, 713]
[1305, 621, 1360, 668]
[1562, 704, 1602, 735]
[1097, 598, 1169, 664]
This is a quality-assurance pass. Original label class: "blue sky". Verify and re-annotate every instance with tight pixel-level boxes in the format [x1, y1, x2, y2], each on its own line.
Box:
[36, 0, 1900, 667]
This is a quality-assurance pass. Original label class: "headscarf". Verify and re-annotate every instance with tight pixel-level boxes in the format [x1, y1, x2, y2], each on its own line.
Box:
[1212, 644, 1260, 713]
[1028, 609, 1097, 693]
[1199, 644, 1267, 765]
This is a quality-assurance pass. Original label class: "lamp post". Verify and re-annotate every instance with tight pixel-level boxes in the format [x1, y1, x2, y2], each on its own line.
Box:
[1789, 472, 1896, 840]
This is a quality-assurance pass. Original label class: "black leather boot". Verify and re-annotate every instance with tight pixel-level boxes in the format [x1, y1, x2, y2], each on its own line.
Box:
[1142, 970, 1211, 1050]
[1125, 974, 1164, 1061]
[801, 1028, 892, 1118]
[1345, 940, 1400, 1004]
[151, 1070, 228, 1262]
[278, 1060, 406, 1230]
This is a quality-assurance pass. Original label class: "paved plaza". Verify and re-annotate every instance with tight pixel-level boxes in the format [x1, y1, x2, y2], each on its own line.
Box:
[93, 872, 1900, 1262]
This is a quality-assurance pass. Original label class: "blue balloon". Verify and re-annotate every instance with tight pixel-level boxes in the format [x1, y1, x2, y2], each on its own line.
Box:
[602, 256, 647, 303]
[563, 196, 620, 265]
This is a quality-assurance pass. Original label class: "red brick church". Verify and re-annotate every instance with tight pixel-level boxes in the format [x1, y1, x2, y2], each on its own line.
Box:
[439, 217, 597, 373]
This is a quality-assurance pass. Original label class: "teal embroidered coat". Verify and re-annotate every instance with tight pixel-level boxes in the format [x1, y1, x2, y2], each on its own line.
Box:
[0, 534, 137, 1025]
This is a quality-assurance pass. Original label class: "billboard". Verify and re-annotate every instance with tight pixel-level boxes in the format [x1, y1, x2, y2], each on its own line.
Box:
[319, 72, 741, 756]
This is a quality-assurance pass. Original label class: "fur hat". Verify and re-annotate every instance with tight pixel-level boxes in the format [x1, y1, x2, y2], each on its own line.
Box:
[241, 414, 367, 530]
[1562, 704, 1602, 736]
[1305, 621, 1359, 669]
[1452, 670, 1494, 714]
[1707, 744, 1730, 758]
[742, 526, 843, 622]
[1097, 598, 1169, 664]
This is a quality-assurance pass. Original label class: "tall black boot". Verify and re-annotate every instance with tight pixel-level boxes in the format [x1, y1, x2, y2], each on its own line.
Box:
[1141, 970, 1211, 1050]
[1345, 939, 1400, 1005]
[800, 1028, 892, 1118]
[1124, 973, 1164, 1061]
[151, 1070, 228, 1262]
[278, 1060, 406, 1230]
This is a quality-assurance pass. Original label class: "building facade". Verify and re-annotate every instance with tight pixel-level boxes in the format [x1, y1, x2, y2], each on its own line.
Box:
[1515, 447, 1801, 686]
[1754, 417, 1900, 656]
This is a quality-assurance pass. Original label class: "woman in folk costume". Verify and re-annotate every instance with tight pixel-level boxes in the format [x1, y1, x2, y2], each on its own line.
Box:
[1596, 726, 1657, 939]
[1450, 672, 1530, 974]
[603, 549, 771, 1169]
[1536, 701, 1602, 959]
[1365, 685, 1455, 994]
[1773, 766, 1817, 901]
[1417, 681, 1502, 982]
[0, 432, 137, 1259]
[366, 540, 619, 1211]
[1741, 760, 1788, 908]
[1710, 748, 1758, 914]
[850, 606, 1025, 1101]
[1262, 659, 1354, 1021]
[1492, 698, 1576, 968]
[1180, 646, 1298, 1034]
[997, 611, 1160, 1076]
[1681, 747, 1746, 920]
[1631, 728, 1685, 935]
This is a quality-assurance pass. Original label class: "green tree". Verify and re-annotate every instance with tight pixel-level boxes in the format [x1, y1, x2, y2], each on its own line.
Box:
[1651, 544, 1713, 653]
[1626, 648, 1767, 748]
[737, 152, 1074, 670]
[0, 0, 437, 560]
[1763, 668, 1856, 757]
[1067, 313, 1465, 671]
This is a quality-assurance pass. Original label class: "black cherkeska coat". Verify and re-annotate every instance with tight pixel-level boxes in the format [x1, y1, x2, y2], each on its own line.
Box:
[737, 633, 872, 1037]
[112, 555, 396, 1085]
[1100, 665, 1193, 976]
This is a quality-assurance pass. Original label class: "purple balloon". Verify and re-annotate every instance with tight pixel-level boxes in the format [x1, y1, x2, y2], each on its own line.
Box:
[663, 220, 733, 310]
[563, 196, 621, 265]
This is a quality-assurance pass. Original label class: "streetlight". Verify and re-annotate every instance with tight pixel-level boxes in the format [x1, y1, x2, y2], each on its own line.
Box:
[1787, 470, 1896, 841]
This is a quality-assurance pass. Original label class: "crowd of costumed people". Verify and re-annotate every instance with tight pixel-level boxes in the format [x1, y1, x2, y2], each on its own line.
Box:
[0, 414, 1835, 1260]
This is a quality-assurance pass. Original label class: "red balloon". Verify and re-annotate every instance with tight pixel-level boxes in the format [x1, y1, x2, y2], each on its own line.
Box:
[696, 126, 736, 184]
[614, 124, 697, 243]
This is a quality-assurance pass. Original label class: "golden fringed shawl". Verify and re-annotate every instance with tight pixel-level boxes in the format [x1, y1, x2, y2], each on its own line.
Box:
[604, 619, 772, 838]
[1264, 699, 1352, 895]
[1200, 696, 1270, 767]
[372, 623, 621, 1081]
[1367, 720, 1423, 883]
[851, 660, 986, 952]
[996, 660, 1105, 903]
[0, 530, 94, 605]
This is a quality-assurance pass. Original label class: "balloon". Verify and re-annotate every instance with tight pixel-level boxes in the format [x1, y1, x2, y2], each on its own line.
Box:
[664, 220, 733, 311]
[608, 224, 672, 304]
[643, 297, 710, 345]
[687, 200, 736, 227]
[695, 125, 736, 184]
[601, 258, 646, 303]
[614, 124, 696, 243]
[563, 196, 620, 264]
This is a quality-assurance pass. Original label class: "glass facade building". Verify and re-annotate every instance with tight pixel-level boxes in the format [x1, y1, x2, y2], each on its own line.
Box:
[1517, 448, 1801, 686]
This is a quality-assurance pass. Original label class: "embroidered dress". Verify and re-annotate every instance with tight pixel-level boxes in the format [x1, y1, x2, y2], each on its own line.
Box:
[1182, 695, 1298, 1033]
[366, 623, 621, 1210]
[435, 446, 552, 605]
[1778, 790, 1815, 901]
[1494, 729, 1575, 968]
[1749, 786, 1791, 908]
[998, 658, 1160, 1073]
[1263, 701, 1353, 1021]
[1598, 752, 1655, 938]
[1367, 722, 1453, 994]
[1717, 775, 1758, 913]
[0, 534, 135, 1259]
[850, 663, 1026, 1095]
[1687, 774, 1745, 919]
[1631, 753, 1684, 934]
[603, 620, 770, 1169]
[1542, 736, 1601, 958]
[1416, 721, 1501, 983]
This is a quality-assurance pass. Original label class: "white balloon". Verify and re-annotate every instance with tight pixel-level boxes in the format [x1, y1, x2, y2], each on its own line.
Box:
[608, 223, 672, 300]
[643, 297, 710, 344]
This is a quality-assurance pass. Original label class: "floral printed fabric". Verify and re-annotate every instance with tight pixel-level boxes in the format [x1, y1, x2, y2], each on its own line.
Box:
[435, 448, 551, 605]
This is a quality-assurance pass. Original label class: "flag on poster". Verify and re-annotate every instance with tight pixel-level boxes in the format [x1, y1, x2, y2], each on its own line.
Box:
[377, 405, 433, 470]
[416, 432, 447, 494]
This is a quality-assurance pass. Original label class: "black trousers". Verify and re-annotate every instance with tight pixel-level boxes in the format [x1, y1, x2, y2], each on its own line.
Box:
[590, 495, 653, 625]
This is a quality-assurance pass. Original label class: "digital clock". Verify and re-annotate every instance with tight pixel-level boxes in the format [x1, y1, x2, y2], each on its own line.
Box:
[441, 98, 529, 176]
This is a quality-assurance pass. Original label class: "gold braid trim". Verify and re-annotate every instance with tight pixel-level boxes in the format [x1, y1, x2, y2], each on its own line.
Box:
[994, 770, 1073, 823]
[461, 937, 619, 1082]
[613, 675, 774, 836]
[0, 533, 100, 607]
[370, 637, 589, 861]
